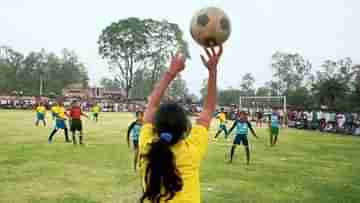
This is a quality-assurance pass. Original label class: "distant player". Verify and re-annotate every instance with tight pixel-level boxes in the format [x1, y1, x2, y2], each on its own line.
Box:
[214, 108, 228, 140]
[126, 111, 144, 171]
[269, 108, 280, 147]
[51, 102, 59, 121]
[91, 103, 101, 122]
[227, 111, 258, 164]
[255, 110, 263, 128]
[48, 101, 71, 143]
[68, 101, 88, 145]
[35, 102, 47, 127]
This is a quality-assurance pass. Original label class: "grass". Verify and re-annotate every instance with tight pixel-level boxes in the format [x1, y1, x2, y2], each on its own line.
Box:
[1, 110, 360, 203]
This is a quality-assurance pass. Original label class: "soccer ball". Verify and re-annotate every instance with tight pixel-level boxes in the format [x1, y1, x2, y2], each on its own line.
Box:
[190, 7, 231, 47]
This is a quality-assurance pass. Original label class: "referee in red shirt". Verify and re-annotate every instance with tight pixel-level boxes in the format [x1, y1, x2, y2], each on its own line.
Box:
[68, 101, 88, 145]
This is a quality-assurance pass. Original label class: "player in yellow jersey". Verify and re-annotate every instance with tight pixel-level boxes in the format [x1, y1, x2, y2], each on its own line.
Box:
[139, 46, 223, 203]
[48, 101, 71, 143]
[91, 103, 101, 122]
[35, 102, 47, 127]
[214, 108, 228, 139]
[51, 102, 60, 121]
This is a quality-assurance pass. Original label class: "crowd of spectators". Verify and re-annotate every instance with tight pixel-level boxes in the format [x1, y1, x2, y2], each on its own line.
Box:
[287, 110, 360, 136]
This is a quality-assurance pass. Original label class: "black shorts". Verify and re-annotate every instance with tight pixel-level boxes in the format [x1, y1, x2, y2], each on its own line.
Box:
[70, 119, 82, 132]
[234, 134, 249, 146]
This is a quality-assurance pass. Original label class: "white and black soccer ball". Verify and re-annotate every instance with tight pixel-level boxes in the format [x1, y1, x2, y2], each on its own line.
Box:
[190, 7, 231, 47]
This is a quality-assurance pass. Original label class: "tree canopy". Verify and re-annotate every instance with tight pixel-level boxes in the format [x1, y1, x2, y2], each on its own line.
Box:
[0, 46, 88, 97]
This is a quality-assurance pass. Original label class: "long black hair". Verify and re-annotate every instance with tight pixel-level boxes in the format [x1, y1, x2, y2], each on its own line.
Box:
[140, 103, 189, 203]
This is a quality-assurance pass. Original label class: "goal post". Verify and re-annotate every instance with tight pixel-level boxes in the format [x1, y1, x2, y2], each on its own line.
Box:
[239, 96, 287, 114]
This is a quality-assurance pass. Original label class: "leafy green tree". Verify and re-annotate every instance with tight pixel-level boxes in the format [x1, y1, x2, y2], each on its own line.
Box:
[0, 46, 88, 96]
[312, 58, 353, 110]
[218, 88, 242, 106]
[98, 18, 148, 99]
[271, 52, 312, 94]
[240, 73, 255, 96]
[256, 86, 271, 96]
[100, 77, 121, 89]
[143, 19, 190, 88]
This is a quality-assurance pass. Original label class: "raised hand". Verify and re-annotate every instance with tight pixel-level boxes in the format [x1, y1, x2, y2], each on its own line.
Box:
[168, 52, 186, 76]
[200, 45, 223, 73]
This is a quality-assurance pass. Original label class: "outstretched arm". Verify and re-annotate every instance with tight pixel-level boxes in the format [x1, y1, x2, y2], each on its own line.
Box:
[197, 46, 223, 128]
[227, 120, 238, 136]
[143, 54, 186, 124]
[247, 121, 258, 138]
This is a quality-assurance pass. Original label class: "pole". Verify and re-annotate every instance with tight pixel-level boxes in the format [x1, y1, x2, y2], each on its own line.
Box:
[239, 96, 242, 109]
[40, 74, 43, 97]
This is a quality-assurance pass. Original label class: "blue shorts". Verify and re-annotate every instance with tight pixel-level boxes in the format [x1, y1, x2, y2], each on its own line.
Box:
[56, 119, 67, 129]
[234, 134, 249, 146]
[37, 113, 45, 120]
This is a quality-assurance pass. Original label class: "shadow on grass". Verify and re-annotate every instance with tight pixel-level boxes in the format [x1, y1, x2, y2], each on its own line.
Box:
[30, 194, 100, 203]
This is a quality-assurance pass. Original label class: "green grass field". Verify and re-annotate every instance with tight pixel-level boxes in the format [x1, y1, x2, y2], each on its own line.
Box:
[1, 110, 360, 203]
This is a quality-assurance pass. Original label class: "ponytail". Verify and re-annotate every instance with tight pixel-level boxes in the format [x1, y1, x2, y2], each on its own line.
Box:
[140, 133, 183, 203]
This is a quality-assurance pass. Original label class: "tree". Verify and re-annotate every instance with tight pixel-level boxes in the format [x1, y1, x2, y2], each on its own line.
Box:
[166, 74, 188, 100]
[143, 19, 190, 88]
[0, 46, 88, 96]
[312, 58, 353, 110]
[98, 18, 148, 99]
[271, 52, 312, 94]
[100, 77, 121, 89]
[218, 88, 242, 106]
[285, 87, 311, 109]
[240, 73, 255, 96]
[256, 86, 271, 96]
[98, 18, 189, 99]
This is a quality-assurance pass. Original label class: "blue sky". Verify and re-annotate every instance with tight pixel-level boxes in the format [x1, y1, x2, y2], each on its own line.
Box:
[1, 0, 359, 95]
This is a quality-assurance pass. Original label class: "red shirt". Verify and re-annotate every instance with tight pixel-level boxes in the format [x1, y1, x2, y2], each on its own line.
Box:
[69, 106, 82, 119]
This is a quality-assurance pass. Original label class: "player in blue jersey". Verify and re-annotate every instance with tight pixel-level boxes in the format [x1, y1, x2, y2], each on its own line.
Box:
[269, 108, 280, 147]
[127, 111, 144, 171]
[227, 111, 258, 164]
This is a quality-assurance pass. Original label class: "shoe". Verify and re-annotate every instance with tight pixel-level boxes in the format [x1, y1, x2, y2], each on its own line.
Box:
[48, 140, 52, 144]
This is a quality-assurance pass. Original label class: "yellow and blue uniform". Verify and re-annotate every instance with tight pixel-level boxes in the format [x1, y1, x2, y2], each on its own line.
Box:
[51, 105, 59, 120]
[139, 123, 209, 203]
[36, 105, 46, 120]
[214, 112, 228, 139]
[54, 106, 67, 129]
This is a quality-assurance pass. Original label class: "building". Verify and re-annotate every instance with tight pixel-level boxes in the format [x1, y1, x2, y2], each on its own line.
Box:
[62, 84, 126, 101]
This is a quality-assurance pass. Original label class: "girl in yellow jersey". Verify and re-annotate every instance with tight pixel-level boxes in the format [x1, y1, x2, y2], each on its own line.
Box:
[214, 108, 228, 140]
[48, 101, 71, 143]
[139, 46, 223, 203]
[35, 102, 47, 127]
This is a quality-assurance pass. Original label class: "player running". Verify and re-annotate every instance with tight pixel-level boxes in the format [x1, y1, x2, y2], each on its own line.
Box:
[227, 111, 258, 164]
[269, 108, 280, 147]
[214, 108, 228, 140]
[35, 102, 47, 127]
[48, 101, 71, 143]
[126, 111, 144, 171]
[68, 101, 88, 145]
[51, 102, 59, 121]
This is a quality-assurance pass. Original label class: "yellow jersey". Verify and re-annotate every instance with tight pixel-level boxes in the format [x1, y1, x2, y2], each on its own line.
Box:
[51, 105, 59, 113]
[55, 106, 66, 119]
[36, 106, 46, 113]
[218, 112, 226, 124]
[139, 123, 209, 203]
[92, 106, 100, 113]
